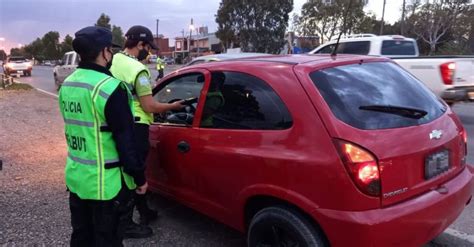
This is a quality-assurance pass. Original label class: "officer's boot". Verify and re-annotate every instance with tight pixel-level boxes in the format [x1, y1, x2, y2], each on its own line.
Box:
[136, 193, 158, 225]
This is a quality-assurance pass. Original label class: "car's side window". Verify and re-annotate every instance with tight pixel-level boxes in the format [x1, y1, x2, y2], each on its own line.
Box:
[66, 54, 73, 65]
[316, 44, 335, 54]
[61, 54, 68, 65]
[338, 41, 370, 55]
[153, 73, 205, 125]
[200, 71, 293, 130]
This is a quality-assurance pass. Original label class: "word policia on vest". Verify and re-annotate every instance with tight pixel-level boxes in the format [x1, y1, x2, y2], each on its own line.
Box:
[62, 100, 83, 113]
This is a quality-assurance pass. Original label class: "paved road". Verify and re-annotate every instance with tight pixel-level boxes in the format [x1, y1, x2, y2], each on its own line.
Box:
[3, 65, 474, 246]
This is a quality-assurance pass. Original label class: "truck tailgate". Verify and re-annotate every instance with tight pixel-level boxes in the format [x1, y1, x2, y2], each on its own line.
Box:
[455, 59, 474, 86]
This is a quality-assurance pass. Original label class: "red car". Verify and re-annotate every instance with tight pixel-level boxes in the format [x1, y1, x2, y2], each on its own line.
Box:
[148, 54, 473, 247]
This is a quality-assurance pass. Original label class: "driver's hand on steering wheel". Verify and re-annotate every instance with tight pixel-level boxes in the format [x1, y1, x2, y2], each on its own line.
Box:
[171, 100, 186, 110]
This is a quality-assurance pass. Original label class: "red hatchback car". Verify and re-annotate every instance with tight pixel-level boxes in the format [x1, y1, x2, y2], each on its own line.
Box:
[147, 54, 473, 247]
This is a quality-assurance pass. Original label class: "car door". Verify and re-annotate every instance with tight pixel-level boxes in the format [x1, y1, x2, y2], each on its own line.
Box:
[147, 69, 209, 202]
[58, 53, 70, 82]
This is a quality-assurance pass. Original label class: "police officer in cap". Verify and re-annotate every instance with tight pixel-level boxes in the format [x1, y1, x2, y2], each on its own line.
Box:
[59, 26, 147, 246]
[110, 25, 184, 237]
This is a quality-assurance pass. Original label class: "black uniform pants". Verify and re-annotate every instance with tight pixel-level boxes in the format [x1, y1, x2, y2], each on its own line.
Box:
[133, 123, 152, 216]
[69, 187, 133, 247]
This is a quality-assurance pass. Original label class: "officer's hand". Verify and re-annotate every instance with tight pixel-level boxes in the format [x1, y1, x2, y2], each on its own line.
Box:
[171, 100, 186, 110]
[136, 182, 148, 195]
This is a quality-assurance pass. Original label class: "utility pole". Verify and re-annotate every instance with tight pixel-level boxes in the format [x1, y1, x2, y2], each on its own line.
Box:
[380, 0, 387, 35]
[401, 0, 406, 35]
[156, 19, 160, 52]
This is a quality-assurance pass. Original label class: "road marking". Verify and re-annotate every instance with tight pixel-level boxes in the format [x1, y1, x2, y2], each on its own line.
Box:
[444, 228, 474, 244]
[35, 87, 58, 98]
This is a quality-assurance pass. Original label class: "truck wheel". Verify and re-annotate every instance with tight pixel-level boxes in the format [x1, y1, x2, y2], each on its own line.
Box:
[248, 206, 327, 247]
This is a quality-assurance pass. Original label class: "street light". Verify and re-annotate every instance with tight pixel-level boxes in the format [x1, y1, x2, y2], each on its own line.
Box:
[189, 18, 194, 55]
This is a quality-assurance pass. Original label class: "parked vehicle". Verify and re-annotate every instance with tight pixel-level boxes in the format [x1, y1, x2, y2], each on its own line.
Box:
[309, 34, 474, 104]
[149, 54, 473, 247]
[54, 51, 79, 91]
[164, 57, 175, 65]
[184, 52, 269, 66]
[2, 56, 32, 76]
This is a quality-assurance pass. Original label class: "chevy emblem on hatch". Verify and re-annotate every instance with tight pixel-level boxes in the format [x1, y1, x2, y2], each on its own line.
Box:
[429, 130, 443, 140]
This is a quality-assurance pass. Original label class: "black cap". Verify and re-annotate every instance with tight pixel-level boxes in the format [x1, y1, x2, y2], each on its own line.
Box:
[125, 25, 158, 50]
[72, 26, 121, 54]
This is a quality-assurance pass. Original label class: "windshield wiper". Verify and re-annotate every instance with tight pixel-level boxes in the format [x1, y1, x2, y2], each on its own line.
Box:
[359, 105, 428, 119]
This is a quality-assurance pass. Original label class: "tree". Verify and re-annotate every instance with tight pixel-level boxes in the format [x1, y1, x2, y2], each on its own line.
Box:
[41, 31, 61, 60]
[95, 13, 111, 30]
[112, 25, 125, 47]
[215, 0, 240, 50]
[10, 48, 26, 57]
[409, 1, 469, 54]
[216, 0, 293, 53]
[295, 0, 367, 43]
[0, 50, 7, 61]
[23, 38, 43, 60]
[60, 34, 74, 54]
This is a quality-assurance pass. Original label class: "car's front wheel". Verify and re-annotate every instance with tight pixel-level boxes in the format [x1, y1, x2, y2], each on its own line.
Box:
[248, 206, 327, 247]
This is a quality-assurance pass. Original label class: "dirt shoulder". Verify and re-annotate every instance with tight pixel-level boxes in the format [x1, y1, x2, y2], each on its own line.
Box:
[0, 89, 245, 246]
[0, 90, 69, 245]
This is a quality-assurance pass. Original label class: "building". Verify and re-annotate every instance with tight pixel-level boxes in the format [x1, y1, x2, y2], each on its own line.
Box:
[173, 26, 222, 63]
[153, 35, 172, 57]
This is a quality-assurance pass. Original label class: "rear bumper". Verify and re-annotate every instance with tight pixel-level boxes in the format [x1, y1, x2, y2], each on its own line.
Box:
[5, 68, 31, 74]
[315, 167, 473, 247]
[442, 86, 474, 102]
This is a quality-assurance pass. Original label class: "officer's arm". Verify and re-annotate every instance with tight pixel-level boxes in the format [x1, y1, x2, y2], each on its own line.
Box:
[139, 95, 182, 114]
[104, 85, 146, 186]
[134, 72, 183, 114]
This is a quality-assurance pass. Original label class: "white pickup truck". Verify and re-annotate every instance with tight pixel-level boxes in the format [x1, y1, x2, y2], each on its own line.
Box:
[54, 51, 79, 91]
[309, 34, 474, 104]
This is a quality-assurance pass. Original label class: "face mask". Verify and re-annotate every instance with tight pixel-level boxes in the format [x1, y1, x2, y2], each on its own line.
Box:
[137, 46, 149, 61]
[103, 48, 113, 69]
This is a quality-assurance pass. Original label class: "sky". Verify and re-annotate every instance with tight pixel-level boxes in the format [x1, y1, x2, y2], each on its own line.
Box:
[0, 0, 404, 53]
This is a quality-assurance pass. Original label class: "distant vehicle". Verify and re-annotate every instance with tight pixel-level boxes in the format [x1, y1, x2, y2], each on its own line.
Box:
[309, 34, 474, 104]
[2, 56, 32, 76]
[184, 53, 270, 67]
[54, 51, 79, 91]
[164, 57, 174, 65]
[44, 61, 53, 66]
[150, 54, 472, 247]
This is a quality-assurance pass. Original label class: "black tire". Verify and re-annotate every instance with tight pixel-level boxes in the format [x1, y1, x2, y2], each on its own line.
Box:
[248, 206, 327, 247]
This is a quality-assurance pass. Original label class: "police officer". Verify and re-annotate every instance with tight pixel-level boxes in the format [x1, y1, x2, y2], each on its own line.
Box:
[155, 56, 165, 81]
[59, 26, 147, 246]
[110, 25, 184, 235]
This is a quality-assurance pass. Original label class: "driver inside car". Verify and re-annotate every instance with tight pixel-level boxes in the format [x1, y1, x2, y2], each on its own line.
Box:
[201, 72, 226, 128]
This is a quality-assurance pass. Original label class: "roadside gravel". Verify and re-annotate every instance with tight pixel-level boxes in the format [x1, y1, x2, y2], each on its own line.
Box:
[0, 89, 245, 246]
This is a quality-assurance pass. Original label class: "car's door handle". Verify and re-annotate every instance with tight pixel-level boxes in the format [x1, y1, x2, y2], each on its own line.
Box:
[177, 141, 190, 153]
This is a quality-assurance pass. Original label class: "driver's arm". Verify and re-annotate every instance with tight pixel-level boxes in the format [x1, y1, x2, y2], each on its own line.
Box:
[135, 71, 183, 113]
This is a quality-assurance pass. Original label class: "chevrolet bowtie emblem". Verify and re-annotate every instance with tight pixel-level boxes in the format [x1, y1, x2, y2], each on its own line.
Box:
[429, 130, 443, 140]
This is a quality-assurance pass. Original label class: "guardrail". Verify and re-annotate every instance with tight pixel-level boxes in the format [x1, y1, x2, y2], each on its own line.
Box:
[0, 73, 15, 89]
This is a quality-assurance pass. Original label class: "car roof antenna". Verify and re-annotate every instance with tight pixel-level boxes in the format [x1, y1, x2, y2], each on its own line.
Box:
[331, 0, 354, 57]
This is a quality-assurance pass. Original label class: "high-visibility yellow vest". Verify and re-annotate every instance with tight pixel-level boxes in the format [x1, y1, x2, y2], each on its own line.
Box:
[59, 68, 137, 200]
[110, 52, 153, 125]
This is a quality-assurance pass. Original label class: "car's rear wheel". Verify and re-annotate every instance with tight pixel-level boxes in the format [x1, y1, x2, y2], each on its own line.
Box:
[248, 206, 326, 247]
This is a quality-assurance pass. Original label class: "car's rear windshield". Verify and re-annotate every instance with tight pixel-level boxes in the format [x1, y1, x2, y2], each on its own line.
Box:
[9, 57, 26, 62]
[310, 62, 446, 130]
[381, 40, 416, 56]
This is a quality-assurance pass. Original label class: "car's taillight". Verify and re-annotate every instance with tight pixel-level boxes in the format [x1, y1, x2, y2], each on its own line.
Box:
[335, 140, 381, 197]
[440, 62, 455, 85]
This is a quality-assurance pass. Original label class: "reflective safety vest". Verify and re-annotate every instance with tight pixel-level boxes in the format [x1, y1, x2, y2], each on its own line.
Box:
[110, 52, 153, 125]
[59, 68, 136, 200]
[156, 58, 165, 70]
